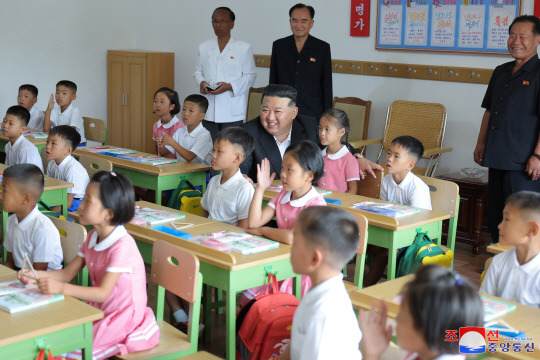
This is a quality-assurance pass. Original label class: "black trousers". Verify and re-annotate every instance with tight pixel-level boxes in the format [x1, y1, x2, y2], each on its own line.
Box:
[202, 120, 244, 142]
[488, 168, 540, 242]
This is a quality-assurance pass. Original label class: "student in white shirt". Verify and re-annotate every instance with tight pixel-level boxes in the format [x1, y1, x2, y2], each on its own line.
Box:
[158, 95, 212, 166]
[17, 84, 44, 131]
[43, 80, 86, 144]
[2, 106, 43, 172]
[480, 191, 540, 308]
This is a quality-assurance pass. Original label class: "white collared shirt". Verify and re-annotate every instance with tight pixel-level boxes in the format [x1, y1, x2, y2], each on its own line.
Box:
[172, 123, 213, 165]
[50, 104, 86, 143]
[274, 130, 292, 160]
[201, 170, 254, 225]
[381, 171, 432, 210]
[5, 135, 44, 172]
[28, 105, 45, 131]
[4, 206, 63, 270]
[47, 155, 89, 199]
[291, 274, 362, 359]
[480, 247, 540, 308]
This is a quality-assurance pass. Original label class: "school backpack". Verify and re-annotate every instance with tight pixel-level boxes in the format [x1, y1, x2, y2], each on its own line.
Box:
[236, 274, 299, 360]
[165, 178, 203, 215]
[395, 230, 452, 277]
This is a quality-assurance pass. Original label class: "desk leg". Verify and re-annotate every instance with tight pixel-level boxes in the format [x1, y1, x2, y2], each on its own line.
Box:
[293, 274, 301, 300]
[81, 322, 94, 360]
[387, 234, 398, 281]
[61, 189, 68, 218]
[225, 288, 236, 360]
[2, 210, 7, 261]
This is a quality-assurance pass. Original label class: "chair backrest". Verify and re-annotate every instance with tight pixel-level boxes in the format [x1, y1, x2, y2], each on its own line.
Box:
[40, 147, 49, 173]
[333, 97, 372, 142]
[382, 100, 447, 158]
[349, 212, 368, 255]
[418, 175, 459, 218]
[79, 155, 113, 178]
[245, 87, 264, 122]
[83, 117, 107, 144]
[47, 215, 87, 264]
[357, 169, 383, 199]
[152, 239, 200, 303]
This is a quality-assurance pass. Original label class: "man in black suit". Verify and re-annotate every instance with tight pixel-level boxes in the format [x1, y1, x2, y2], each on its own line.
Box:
[241, 84, 382, 182]
[269, 3, 332, 120]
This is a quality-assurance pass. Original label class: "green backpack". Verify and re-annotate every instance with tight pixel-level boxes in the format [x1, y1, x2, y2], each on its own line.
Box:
[166, 178, 203, 215]
[395, 230, 445, 277]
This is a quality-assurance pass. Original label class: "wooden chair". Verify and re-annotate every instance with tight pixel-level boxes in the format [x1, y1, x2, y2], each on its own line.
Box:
[418, 175, 459, 269]
[115, 240, 202, 359]
[83, 117, 107, 145]
[46, 216, 89, 286]
[344, 212, 369, 290]
[40, 147, 49, 174]
[354, 100, 452, 177]
[357, 169, 383, 199]
[79, 154, 113, 178]
[333, 97, 376, 155]
[245, 87, 264, 122]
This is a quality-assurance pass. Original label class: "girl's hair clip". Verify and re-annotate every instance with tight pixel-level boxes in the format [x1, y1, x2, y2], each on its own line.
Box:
[110, 171, 117, 177]
[454, 273, 462, 286]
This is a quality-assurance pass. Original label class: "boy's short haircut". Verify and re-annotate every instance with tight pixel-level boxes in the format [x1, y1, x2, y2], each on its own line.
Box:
[6, 105, 30, 126]
[56, 80, 77, 93]
[404, 265, 483, 354]
[184, 94, 209, 113]
[91, 171, 135, 226]
[49, 125, 81, 149]
[506, 191, 540, 221]
[3, 164, 45, 201]
[215, 127, 254, 156]
[297, 206, 359, 270]
[19, 84, 38, 97]
[391, 135, 424, 162]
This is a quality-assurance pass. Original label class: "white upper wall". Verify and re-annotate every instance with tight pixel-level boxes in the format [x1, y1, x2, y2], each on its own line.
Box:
[1, 0, 535, 174]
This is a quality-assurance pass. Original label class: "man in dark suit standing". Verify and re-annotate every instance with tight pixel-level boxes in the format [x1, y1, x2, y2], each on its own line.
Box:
[241, 85, 382, 182]
[269, 3, 332, 121]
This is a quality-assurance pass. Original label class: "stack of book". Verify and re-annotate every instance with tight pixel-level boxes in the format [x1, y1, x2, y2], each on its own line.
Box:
[130, 207, 185, 226]
[352, 201, 420, 218]
[0, 280, 64, 313]
[190, 232, 279, 255]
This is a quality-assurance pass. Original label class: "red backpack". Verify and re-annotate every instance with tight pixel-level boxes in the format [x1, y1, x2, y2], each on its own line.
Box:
[236, 274, 299, 360]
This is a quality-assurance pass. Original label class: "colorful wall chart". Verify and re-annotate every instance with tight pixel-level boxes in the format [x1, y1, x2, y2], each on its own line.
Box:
[376, 0, 520, 54]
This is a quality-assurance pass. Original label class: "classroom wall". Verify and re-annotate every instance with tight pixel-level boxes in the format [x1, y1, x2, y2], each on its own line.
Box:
[1, 0, 535, 174]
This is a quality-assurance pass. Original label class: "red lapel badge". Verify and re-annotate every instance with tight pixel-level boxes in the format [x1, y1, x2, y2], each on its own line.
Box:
[310, 57, 316, 62]
[231, 56, 235, 59]
[523, 80, 530, 85]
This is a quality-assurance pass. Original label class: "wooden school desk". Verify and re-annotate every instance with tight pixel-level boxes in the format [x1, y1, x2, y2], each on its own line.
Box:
[487, 243, 514, 255]
[73, 147, 211, 205]
[70, 201, 301, 360]
[263, 186, 450, 280]
[0, 132, 47, 154]
[349, 276, 540, 360]
[0, 266, 103, 360]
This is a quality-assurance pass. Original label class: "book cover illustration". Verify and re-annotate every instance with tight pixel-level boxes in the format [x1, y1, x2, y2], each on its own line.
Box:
[0, 280, 37, 296]
[189, 234, 279, 255]
[0, 288, 64, 313]
[131, 207, 185, 226]
[352, 201, 420, 218]
[481, 295, 516, 322]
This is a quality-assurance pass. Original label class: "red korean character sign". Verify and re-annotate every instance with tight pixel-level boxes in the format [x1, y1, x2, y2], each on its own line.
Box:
[351, 0, 370, 36]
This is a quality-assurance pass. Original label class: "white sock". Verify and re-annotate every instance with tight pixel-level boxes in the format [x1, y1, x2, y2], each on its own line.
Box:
[173, 309, 188, 323]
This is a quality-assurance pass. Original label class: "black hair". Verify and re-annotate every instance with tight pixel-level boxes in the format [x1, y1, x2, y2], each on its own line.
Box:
[91, 171, 135, 226]
[184, 94, 209, 113]
[19, 84, 38, 97]
[289, 3, 315, 19]
[6, 105, 30, 126]
[49, 125, 81, 149]
[3, 164, 44, 201]
[215, 127, 254, 157]
[284, 140, 324, 184]
[506, 191, 540, 220]
[56, 80, 77, 93]
[403, 265, 483, 354]
[321, 108, 351, 144]
[391, 135, 424, 162]
[154, 87, 180, 116]
[212, 7, 235, 22]
[509, 15, 540, 36]
[297, 206, 359, 269]
[262, 84, 297, 107]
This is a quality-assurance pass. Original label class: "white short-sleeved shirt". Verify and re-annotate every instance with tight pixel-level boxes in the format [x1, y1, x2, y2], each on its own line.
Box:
[381, 172, 432, 210]
[480, 247, 540, 308]
[50, 104, 86, 143]
[200, 170, 254, 225]
[4, 206, 63, 270]
[291, 274, 362, 359]
[5, 135, 44, 172]
[28, 105, 45, 131]
[47, 155, 89, 199]
[171, 123, 212, 165]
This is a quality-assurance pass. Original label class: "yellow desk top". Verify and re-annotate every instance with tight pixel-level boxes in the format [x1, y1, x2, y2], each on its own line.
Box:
[0, 132, 47, 146]
[0, 164, 73, 191]
[487, 243, 513, 255]
[262, 182, 450, 231]
[71, 201, 293, 272]
[0, 267, 103, 348]
[73, 148, 211, 176]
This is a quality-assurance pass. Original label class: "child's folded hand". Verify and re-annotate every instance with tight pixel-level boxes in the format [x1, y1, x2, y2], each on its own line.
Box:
[246, 227, 263, 236]
[17, 269, 36, 285]
[38, 277, 64, 295]
[160, 134, 174, 146]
